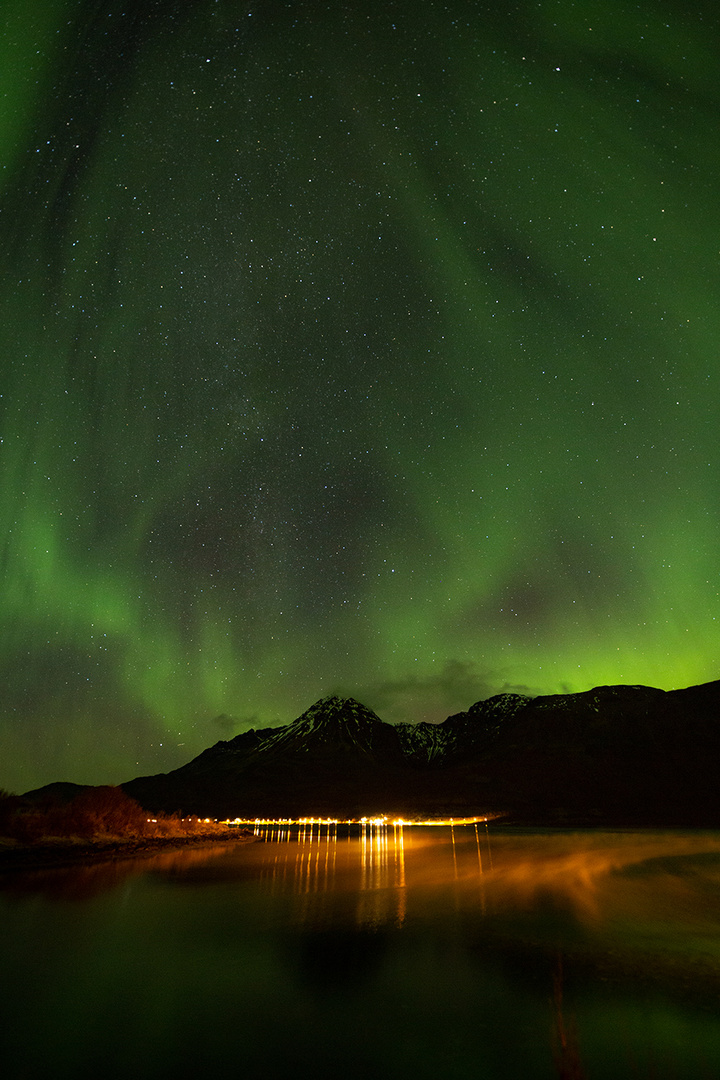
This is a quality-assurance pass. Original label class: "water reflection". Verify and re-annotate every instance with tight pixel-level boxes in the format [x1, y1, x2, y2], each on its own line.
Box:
[252, 821, 409, 927]
[7, 826, 720, 936]
[236, 824, 720, 965]
[5, 828, 720, 1079]
[0, 841, 247, 901]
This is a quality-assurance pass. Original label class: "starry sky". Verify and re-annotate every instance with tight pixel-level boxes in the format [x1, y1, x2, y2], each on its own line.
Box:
[2, 0, 719, 793]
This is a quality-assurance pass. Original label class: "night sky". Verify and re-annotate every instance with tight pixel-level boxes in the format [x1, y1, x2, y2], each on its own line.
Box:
[2, 0, 719, 793]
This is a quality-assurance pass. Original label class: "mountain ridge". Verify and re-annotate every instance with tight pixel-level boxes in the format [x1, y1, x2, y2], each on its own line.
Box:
[116, 679, 720, 825]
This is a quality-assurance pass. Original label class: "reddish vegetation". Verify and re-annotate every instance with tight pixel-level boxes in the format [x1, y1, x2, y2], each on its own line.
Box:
[0, 785, 232, 844]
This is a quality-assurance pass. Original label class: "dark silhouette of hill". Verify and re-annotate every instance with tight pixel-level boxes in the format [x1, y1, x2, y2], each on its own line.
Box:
[118, 681, 720, 825]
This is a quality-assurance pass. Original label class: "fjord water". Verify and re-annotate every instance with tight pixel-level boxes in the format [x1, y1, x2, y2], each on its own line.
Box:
[4, 828, 720, 1079]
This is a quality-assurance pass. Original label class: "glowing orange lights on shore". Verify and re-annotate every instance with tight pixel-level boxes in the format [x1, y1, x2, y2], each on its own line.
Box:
[223, 814, 496, 827]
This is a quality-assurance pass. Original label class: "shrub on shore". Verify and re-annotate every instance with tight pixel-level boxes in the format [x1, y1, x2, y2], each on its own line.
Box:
[0, 786, 230, 844]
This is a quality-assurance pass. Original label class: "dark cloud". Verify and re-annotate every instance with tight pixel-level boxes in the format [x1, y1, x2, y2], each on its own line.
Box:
[342, 662, 544, 726]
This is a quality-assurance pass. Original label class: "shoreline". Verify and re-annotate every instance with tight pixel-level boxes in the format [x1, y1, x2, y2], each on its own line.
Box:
[0, 830, 255, 873]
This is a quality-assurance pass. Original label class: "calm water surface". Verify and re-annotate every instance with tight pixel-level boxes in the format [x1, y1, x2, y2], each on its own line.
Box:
[4, 826, 720, 1079]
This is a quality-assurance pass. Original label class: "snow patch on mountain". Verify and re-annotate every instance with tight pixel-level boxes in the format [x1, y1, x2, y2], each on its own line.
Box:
[257, 696, 387, 754]
[393, 722, 448, 762]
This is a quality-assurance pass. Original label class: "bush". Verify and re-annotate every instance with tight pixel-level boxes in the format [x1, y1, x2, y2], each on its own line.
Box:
[62, 786, 149, 838]
[0, 786, 231, 843]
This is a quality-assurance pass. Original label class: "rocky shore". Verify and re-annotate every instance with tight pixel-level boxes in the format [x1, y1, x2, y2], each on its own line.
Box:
[0, 829, 254, 873]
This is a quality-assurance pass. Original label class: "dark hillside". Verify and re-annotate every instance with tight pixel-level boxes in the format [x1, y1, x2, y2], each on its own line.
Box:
[120, 682, 720, 825]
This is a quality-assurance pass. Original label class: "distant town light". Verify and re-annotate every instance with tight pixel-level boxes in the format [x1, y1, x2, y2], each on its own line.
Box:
[220, 814, 494, 827]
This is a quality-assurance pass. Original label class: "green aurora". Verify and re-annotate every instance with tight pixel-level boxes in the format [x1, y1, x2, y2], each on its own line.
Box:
[1, 0, 719, 791]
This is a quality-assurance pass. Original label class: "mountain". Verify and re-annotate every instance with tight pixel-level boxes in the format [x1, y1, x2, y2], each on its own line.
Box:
[121, 680, 720, 825]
